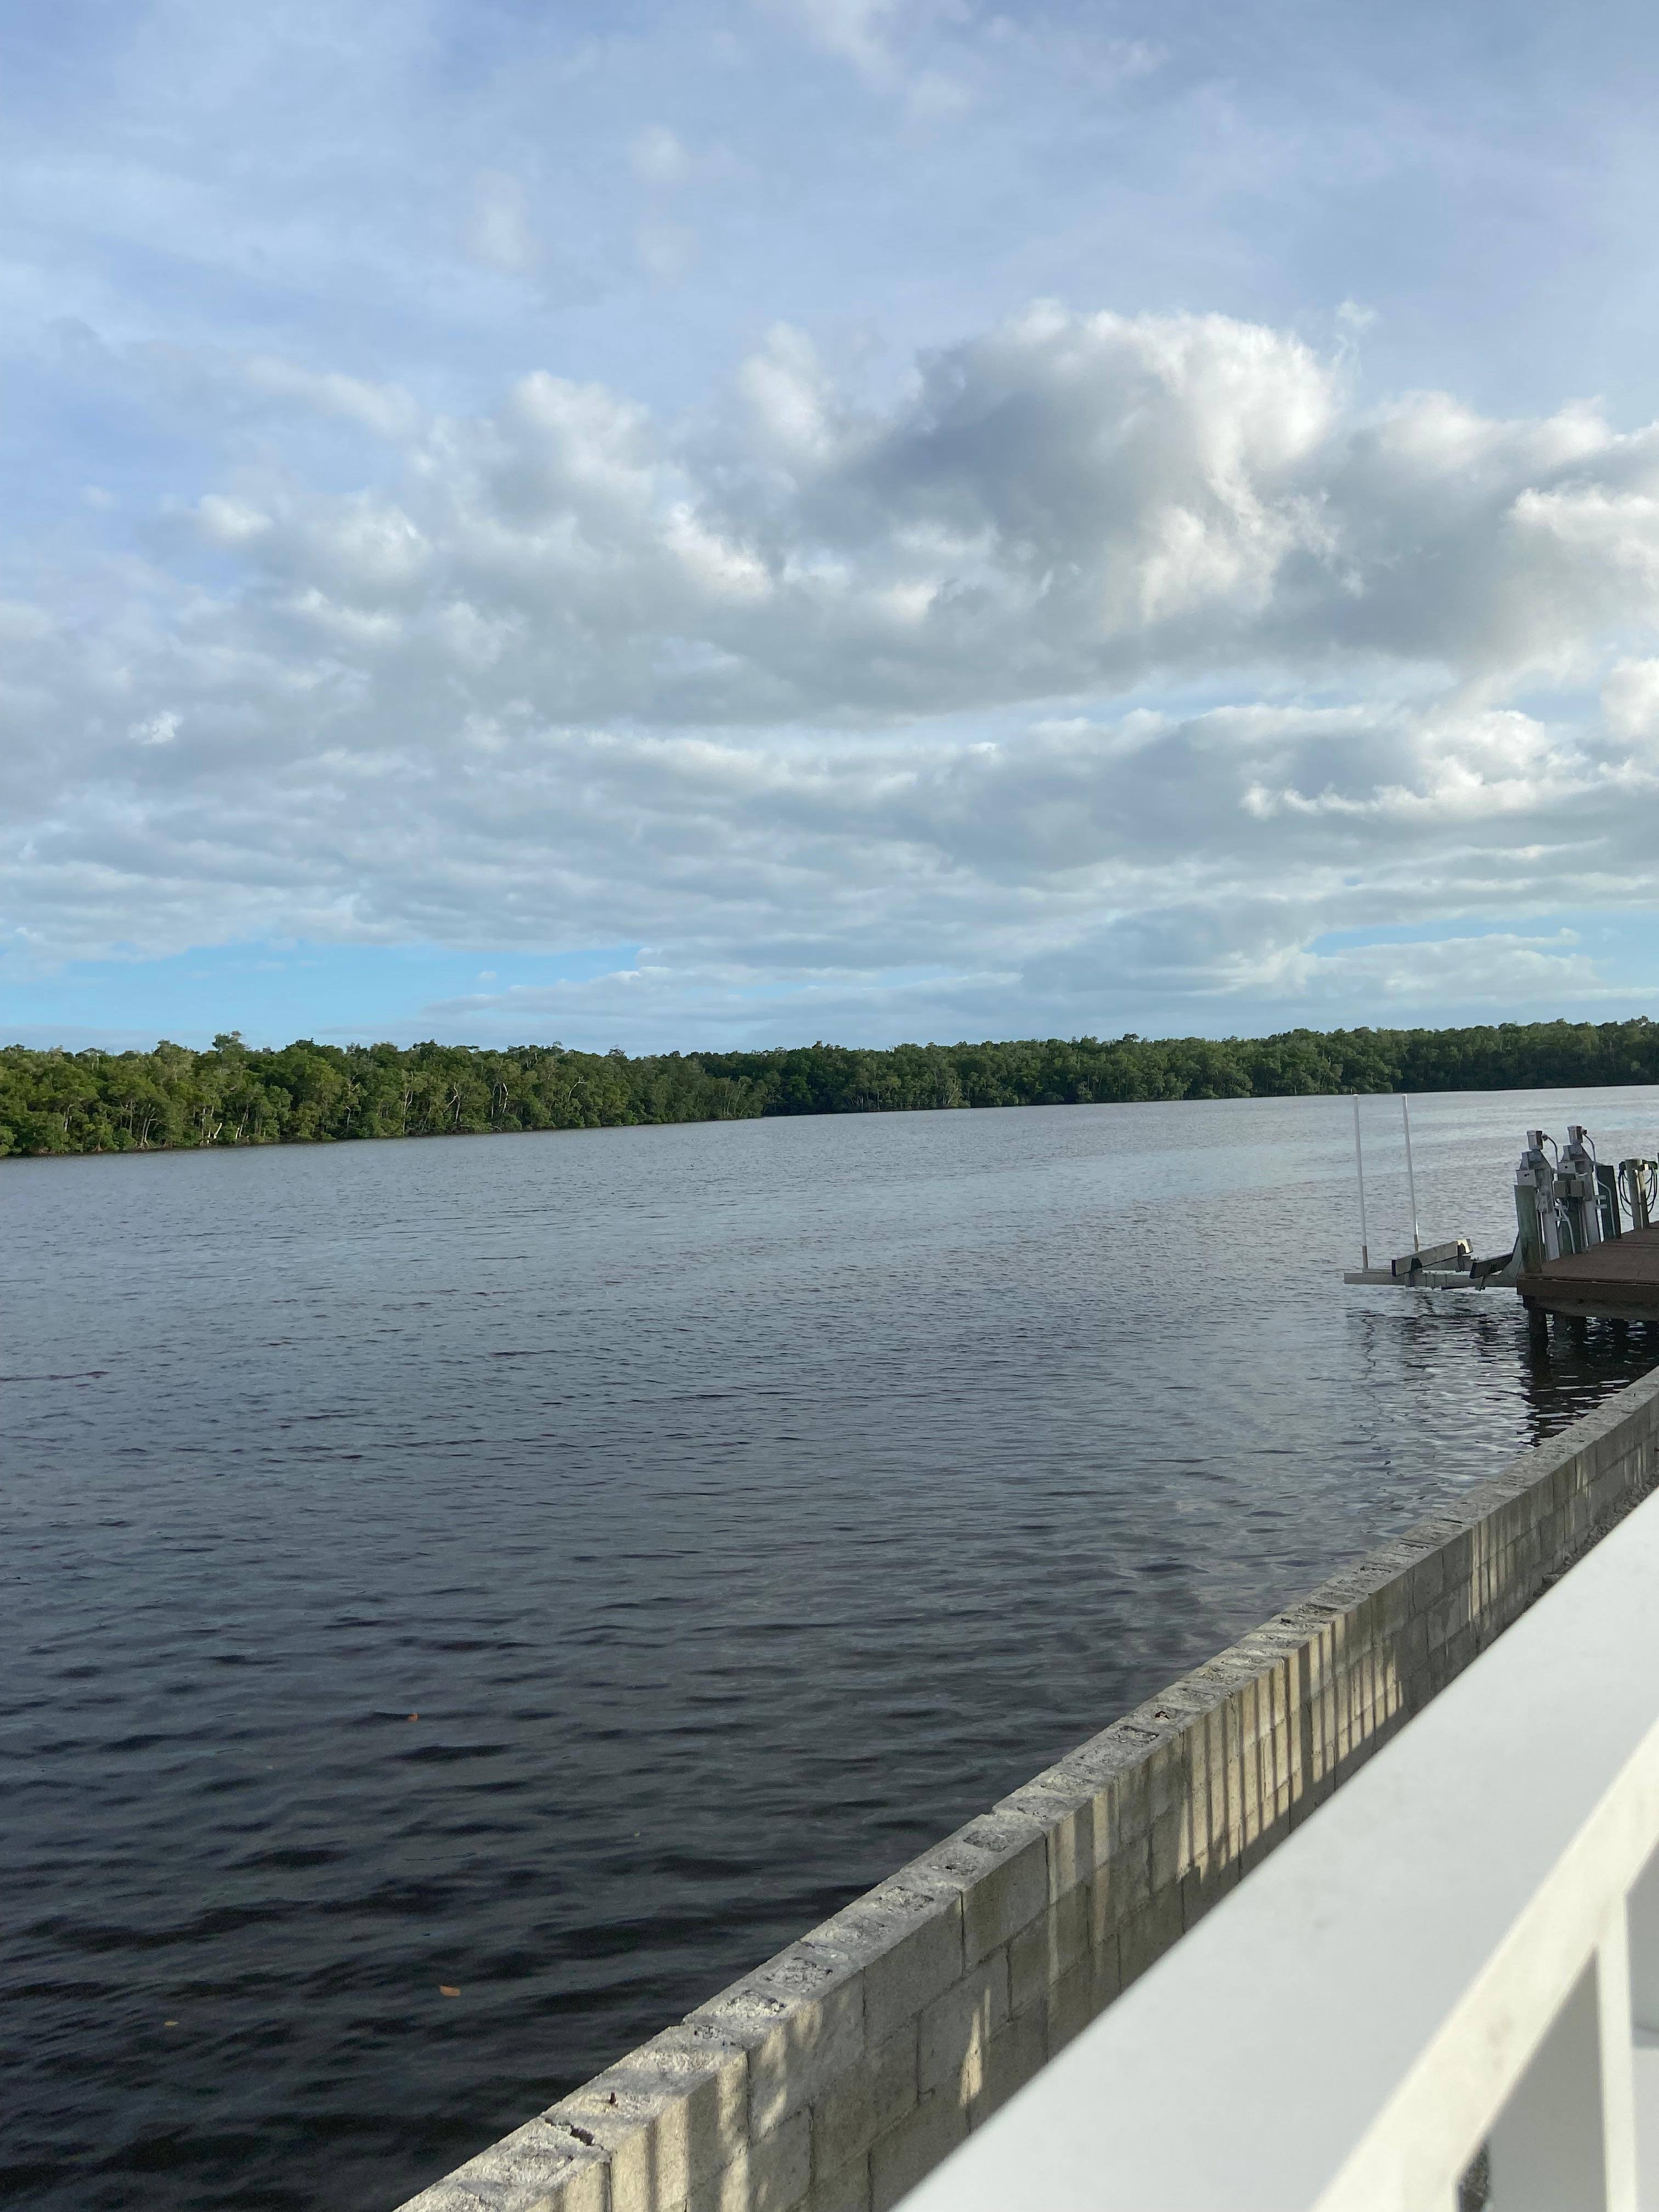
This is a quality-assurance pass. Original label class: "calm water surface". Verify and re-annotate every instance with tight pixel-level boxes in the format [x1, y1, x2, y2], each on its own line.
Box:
[6, 1090, 1659, 2210]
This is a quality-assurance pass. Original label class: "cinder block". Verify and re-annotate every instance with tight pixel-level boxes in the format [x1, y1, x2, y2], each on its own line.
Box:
[687, 2108, 810, 2212]
[917, 1954, 1009, 2100]
[947, 1813, 1050, 1967]
[1091, 1778, 1152, 1926]
[1149, 1801, 1184, 1892]
[1440, 1531, 1474, 1589]
[1090, 1801, 1154, 1945]
[1302, 1621, 1339, 1702]
[1101, 1739, 1155, 1824]
[1030, 1771, 1119, 1898]
[1142, 1733, 1190, 1820]
[1092, 1932, 1123, 2012]
[1304, 1674, 1338, 1792]
[819, 1878, 963, 2050]
[801, 2160, 871, 2212]
[996, 1778, 1102, 1900]
[399, 2119, 609, 2212]
[1227, 1696, 1265, 1848]
[1406, 1545, 1446, 1611]
[868, 2091, 968, 2212]
[550, 2023, 749, 2212]
[1289, 1707, 1317, 1810]
[810, 2023, 917, 2183]
[1179, 1841, 1240, 1928]
[1043, 1717, 1158, 1788]
[1116, 1883, 1182, 1990]
[696, 1943, 865, 2140]
[1250, 1696, 1280, 1795]
[1044, 1952, 1098, 2054]
[1193, 1700, 1231, 1836]
[1379, 1571, 1414, 1636]
[1396, 1614, 1430, 1681]
[1426, 1586, 1472, 1655]
[1267, 1650, 1296, 1745]
[1007, 1884, 1090, 2016]
[1257, 1720, 1292, 1828]
[1344, 1660, 1370, 1754]
[969, 2000, 1047, 2126]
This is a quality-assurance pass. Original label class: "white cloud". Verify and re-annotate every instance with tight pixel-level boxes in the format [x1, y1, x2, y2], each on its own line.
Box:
[196, 494, 273, 546]
[10, 304, 1659, 1036]
[466, 171, 541, 276]
[627, 125, 747, 191]
[1603, 658, 1659, 745]
[635, 221, 698, 281]
[768, 0, 904, 83]
[239, 357, 421, 440]
[1297, 932, 1602, 1007]
[629, 125, 691, 184]
[127, 710, 181, 747]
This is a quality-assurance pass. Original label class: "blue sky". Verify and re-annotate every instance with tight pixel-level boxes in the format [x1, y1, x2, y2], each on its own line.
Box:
[7, 0, 1659, 1049]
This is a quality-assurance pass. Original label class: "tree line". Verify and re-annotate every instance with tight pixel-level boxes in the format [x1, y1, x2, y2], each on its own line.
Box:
[3, 1018, 1658, 1159]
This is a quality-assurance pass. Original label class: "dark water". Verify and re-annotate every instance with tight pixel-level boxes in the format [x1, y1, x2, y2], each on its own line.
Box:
[6, 1089, 1658, 2211]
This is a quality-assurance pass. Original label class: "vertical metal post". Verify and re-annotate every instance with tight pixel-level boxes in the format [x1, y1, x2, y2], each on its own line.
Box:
[1516, 1183, 1544, 1275]
[1353, 1094, 1370, 1270]
[1402, 1093, 1421, 1254]
[1622, 1160, 1651, 1233]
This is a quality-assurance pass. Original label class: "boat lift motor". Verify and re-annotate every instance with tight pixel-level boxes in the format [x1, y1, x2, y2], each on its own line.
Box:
[1556, 1124, 1604, 1254]
[1514, 1130, 1561, 1271]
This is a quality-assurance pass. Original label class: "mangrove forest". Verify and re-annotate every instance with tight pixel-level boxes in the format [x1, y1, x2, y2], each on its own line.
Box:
[4, 1018, 1659, 1158]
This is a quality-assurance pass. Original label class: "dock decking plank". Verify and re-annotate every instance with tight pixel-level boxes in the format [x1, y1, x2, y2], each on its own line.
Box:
[1517, 1222, 1659, 1319]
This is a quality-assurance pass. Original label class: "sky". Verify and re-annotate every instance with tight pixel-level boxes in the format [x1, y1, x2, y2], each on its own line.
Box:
[8, 0, 1659, 1052]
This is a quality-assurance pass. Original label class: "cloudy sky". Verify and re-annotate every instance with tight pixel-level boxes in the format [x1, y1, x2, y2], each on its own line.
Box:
[8, 0, 1659, 1051]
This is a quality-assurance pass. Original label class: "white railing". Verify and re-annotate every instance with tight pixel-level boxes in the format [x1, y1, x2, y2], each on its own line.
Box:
[902, 1481, 1659, 2212]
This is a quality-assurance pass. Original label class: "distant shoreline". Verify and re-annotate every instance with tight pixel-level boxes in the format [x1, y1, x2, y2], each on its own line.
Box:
[4, 1018, 1657, 1159]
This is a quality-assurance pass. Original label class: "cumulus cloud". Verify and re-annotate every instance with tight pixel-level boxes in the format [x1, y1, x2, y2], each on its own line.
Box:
[118, 306, 1659, 724]
[7, 304, 1659, 1034]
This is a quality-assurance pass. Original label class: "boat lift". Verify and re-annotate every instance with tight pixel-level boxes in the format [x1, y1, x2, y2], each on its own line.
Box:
[1342, 1098, 1659, 1303]
[1341, 1093, 1489, 1289]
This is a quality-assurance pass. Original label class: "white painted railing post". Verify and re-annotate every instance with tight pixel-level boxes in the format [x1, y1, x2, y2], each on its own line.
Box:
[1623, 1841, 1659, 2205]
[1596, 1905, 1638, 2211]
[1487, 1964, 1609, 2209]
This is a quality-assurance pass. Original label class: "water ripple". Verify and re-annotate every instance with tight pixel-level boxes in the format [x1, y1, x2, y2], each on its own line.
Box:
[4, 1090, 1657, 2209]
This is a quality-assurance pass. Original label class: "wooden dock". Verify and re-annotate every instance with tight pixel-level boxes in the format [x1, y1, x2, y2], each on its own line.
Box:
[1517, 1223, 1659, 1323]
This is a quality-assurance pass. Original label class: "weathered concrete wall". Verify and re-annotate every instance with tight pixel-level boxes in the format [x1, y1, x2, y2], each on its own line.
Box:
[400, 1364, 1659, 2212]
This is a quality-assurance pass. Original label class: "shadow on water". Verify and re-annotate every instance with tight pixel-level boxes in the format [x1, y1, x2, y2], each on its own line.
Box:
[1347, 1295, 1659, 1469]
[1519, 1315, 1659, 1443]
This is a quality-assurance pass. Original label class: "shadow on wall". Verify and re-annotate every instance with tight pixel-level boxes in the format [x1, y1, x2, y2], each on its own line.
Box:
[400, 1367, 1659, 2212]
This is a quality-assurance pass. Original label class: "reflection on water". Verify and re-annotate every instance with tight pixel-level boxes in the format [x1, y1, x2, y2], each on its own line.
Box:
[4, 1085, 1657, 2211]
[1351, 1294, 1656, 1462]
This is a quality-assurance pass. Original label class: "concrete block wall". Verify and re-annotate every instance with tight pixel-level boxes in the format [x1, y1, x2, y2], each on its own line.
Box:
[399, 1364, 1659, 2212]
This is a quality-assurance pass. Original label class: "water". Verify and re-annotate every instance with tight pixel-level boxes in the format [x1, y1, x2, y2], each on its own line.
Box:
[5, 1088, 1657, 2211]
